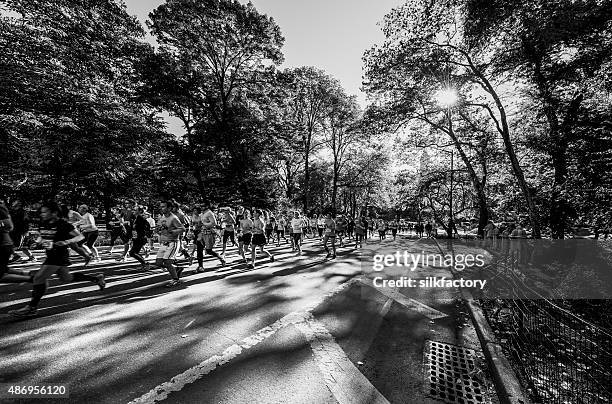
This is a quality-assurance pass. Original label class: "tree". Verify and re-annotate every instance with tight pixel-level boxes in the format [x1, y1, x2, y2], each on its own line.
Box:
[0, 0, 166, 213]
[464, 0, 612, 238]
[144, 0, 285, 202]
[363, 0, 542, 237]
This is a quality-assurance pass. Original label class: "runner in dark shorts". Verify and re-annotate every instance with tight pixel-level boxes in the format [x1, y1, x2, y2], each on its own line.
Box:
[0, 200, 30, 283]
[248, 209, 274, 269]
[9, 201, 105, 318]
[129, 206, 151, 270]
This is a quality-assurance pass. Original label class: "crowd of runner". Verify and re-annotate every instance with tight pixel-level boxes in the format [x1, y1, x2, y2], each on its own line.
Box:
[1, 197, 425, 318]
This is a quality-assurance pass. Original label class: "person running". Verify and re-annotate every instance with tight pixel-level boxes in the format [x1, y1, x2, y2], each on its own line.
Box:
[249, 209, 274, 269]
[221, 208, 236, 257]
[389, 219, 398, 240]
[107, 208, 129, 256]
[425, 222, 433, 238]
[199, 200, 226, 269]
[172, 201, 191, 260]
[8, 201, 105, 318]
[129, 206, 151, 271]
[188, 206, 202, 266]
[145, 211, 156, 255]
[354, 214, 366, 248]
[76, 204, 100, 262]
[317, 214, 325, 239]
[116, 204, 135, 262]
[8, 200, 35, 263]
[378, 220, 386, 241]
[291, 211, 305, 255]
[1, 199, 32, 283]
[155, 200, 185, 287]
[323, 211, 337, 259]
[347, 216, 355, 241]
[60, 204, 91, 264]
[276, 212, 288, 246]
[265, 212, 274, 244]
[336, 214, 347, 247]
[237, 208, 253, 263]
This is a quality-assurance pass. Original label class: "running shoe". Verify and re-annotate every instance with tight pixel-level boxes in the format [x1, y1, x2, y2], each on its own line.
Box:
[165, 279, 181, 288]
[140, 264, 151, 271]
[331, 254, 336, 259]
[325, 253, 331, 259]
[96, 274, 106, 290]
[83, 255, 92, 267]
[9, 305, 38, 318]
[220, 258, 227, 267]
[196, 266, 205, 273]
[247, 264, 254, 269]
[270, 255, 275, 262]
[27, 256, 37, 262]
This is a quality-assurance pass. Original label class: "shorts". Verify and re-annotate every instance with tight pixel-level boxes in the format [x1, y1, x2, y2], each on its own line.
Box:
[292, 233, 302, 243]
[391, 229, 397, 235]
[156, 241, 179, 260]
[238, 233, 252, 245]
[276, 229, 285, 236]
[222, 231, 235, 245]
[80, 230, 99, 248]
[0, 245, 14, 278]
[202, 233, 216, 249]
[111, 230, 129, 245]
[251, 233, 267, 246]
[130, 238, 146, 255]
[379, 230, 386, 236]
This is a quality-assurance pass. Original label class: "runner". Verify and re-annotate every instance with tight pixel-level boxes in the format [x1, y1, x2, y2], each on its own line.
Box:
[249, 209, 274, 269]
[107, 208, 129, 256]
[155, 200, 185, 287]
[220, 208, 236, 257]
[145, 211, 156, 256]
[60, 204, 91, 264]
[389, 219, 398, 240]
[317, 214, 325, 239]
[129, 206, 151, 270]
[1, 199, 32, 283]
[323, 211, 337, 259]
[237, 207, 253, 263]
[346, 216, 355, 240]
[378, 219, 387, 240]
[355, 214, 366, 248]
[116, 204, 134, 262]
[291, 211, 305, 255]
[8, 201, 105, 318]
[265, 212, 275, 245]
[199, 200, 226, 269]
[336, 214, 347, 247]
[172, 201, 191, 260]
[425, 222, 433, 238]
[188, 206, 202, 266]
[276, 212, 288, 246]
[76, 204, 100, 262]
[8, 200, 36, 262]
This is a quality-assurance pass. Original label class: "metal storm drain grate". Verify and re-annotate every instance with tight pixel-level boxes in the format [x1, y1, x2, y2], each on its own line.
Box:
[424, 340, 493, 404]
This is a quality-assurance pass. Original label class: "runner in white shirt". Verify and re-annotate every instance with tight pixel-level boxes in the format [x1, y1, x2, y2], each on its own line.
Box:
[290, 211, 305, 255]
[199, 200, 226, 270]
[76, 204, 100, 262]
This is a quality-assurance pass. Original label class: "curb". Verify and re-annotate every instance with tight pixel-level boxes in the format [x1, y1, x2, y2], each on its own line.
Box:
[432, 238, 530, 404]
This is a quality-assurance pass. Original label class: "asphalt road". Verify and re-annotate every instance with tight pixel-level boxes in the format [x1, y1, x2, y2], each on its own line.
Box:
[0, 235, 498, 404]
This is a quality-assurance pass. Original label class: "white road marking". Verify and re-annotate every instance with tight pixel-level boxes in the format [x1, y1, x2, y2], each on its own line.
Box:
[358, 278, 448, 320]
[127, 278, 360, 404]
[295, 314, 390, 404]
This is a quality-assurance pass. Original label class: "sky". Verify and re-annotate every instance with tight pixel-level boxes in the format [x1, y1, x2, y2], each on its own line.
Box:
[123, 0, 404, 135]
